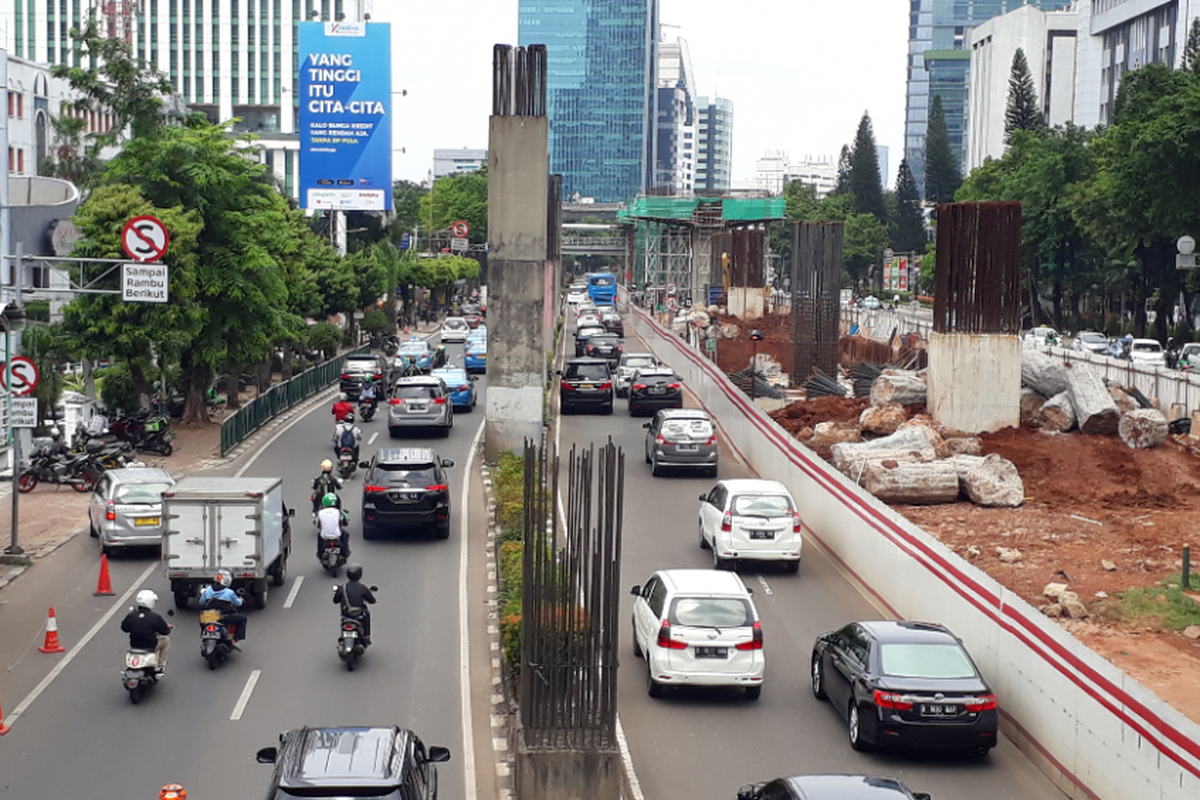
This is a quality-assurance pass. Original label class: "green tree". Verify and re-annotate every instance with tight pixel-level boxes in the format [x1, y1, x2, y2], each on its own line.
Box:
[390, 180, 429, 241]
[848, 112, 886, 220]
[924, 94, 962, 204]
[306, 321, 343, 361]
[833, 145, 852, 197]
[1005, 48, 1046, 144]
[890, 159, 927, 254]
[1182, 18, 1200, 74]
[419, 170, 488, 241]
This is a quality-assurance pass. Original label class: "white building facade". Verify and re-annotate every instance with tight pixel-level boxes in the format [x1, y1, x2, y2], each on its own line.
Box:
[753, 152, 838, 198]
[654, 35, 696, 194]
[433, 148, 486, 179]
[1, 0, 374, 201]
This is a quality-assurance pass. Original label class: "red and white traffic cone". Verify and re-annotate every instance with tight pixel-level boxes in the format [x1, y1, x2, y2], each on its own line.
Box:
[0, 690, 11, 735]
[38, 607, 67, 654]
[94, 553, 114, 596]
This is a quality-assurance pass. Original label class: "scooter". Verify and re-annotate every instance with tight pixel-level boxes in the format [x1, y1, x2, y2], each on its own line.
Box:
[319, 536, 347, 576]
[337, 446, 357, 479]
[359, 397, 377, 421]
[336, 585, 378, 672]
[122, 609, 174, 704]
[198, 594, 244, 670]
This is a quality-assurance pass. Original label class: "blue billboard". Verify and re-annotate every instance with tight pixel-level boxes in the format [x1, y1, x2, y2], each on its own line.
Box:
[298, 21, 392, 211]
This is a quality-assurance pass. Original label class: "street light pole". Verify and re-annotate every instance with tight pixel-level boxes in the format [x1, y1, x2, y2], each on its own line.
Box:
[748, 329, 764, 402]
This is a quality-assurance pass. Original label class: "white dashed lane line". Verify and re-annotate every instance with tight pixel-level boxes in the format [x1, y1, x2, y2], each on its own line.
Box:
[283, 575, 305, 609]
[368, 431, 380, 446]
[230, 669, 262, 721]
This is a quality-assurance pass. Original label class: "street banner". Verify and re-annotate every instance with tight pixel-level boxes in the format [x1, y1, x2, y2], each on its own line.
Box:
[298, 21, 393, 211]
[898, 258, 909, 292]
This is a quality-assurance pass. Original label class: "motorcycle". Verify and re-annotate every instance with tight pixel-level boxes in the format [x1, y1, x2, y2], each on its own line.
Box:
[19, 446, 97, 493]
[198, 593, 244, 670]
[122, 609, 173, 704]
[140, 413, 175, 456]
[319, 536, 347, 576]
[337, 446, 357, 479]
[336, 585, 379, 672]
[358, 397, 377, 422]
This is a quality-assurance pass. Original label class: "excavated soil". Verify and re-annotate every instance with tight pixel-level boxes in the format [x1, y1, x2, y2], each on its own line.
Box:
[714, 312, 795, 377]
[772, 401, 1200, 723]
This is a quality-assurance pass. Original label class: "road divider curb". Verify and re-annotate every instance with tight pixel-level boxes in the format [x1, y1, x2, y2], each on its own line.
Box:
[477, 459, 514, 800]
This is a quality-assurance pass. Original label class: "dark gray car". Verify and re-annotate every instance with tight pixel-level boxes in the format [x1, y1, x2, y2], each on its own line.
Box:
[643, 409, 717, 476]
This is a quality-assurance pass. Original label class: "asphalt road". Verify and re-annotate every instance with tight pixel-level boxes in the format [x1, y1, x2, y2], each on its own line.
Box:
[0, 338, 485, 798]
[556, 318, 1067, 800]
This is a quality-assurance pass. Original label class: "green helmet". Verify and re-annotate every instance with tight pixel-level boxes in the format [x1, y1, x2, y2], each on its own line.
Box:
[321, 493, 338, 508]
[437, 344, 446, 352]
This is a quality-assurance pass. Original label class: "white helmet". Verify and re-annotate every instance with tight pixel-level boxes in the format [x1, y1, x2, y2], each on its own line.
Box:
[339, 393, 348, 402]
[136, 589, 158, 610]
[215, 569, 233, 588]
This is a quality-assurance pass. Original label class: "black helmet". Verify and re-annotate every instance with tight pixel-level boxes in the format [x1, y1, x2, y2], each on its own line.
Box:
[346, 564, 363, 581]
[344, 413, 355, 424]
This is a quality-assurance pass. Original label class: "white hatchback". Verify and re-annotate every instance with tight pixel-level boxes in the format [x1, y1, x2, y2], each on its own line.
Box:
[698, 479, 802, 572]
[630, 569, 764, 699]
[440, 317, 469, 343]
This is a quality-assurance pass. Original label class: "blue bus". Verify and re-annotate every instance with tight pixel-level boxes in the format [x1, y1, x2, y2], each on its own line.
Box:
[587, 272, 617, 304]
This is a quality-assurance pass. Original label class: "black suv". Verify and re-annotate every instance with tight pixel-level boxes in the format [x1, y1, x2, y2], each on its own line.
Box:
[627, 368, 683, 416]
[256, 726, 450, 800]
[600, 309, 624, 337]
[559, 357, 613, 414]
[340, 354, 388, 399]
[360, 447, 455, 539]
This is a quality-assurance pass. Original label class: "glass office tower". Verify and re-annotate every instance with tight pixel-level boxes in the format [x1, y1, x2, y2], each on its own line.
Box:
[518, 0, 659, 203]
[905, 0, 1071, 197]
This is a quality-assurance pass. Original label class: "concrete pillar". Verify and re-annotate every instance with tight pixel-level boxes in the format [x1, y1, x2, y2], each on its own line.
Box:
[927, 332, 1021, 433]
[485, 115, 550, 460]
[514, 746, 622, 800]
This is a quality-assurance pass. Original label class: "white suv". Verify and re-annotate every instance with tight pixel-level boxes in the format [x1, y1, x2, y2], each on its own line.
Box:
[614, 352, 660, 397]
[630, 569, 765, 700]
[698, 479, 802, 573]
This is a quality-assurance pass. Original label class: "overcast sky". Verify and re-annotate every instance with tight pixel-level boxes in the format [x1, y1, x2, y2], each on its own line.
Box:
[372, 1, 908, 188]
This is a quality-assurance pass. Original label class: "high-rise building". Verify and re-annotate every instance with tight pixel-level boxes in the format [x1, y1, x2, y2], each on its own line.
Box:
[905, 0, 1071, 197]
[695, 95, 732, 193]
[654, 34, 696, 194]
[1, 0, 373, 199]
[518, 0, 659, 203]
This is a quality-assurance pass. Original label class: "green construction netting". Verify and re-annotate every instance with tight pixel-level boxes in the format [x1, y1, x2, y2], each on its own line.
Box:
[618, 196, 785, 223]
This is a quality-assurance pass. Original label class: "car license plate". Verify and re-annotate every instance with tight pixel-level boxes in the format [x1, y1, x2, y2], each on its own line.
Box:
[920, 703, 958, 716]
[392, 492, 419, 502]
[408, 404, 427, 413]
[580, 383, 594, 389]
[650, 386, 665, 394]
[749, 530, 776, 540]
[135, 517, 160, 526]
[694, 647, 727, 659]
[676, 444, 697, 451]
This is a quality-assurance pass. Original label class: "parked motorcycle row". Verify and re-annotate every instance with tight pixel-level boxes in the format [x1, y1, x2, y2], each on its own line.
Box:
[19, 437, 143, 494]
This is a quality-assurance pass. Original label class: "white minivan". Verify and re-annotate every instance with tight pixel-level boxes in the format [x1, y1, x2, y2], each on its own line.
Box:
[630, 569, 764, 700]
[697, 479, 802, 572]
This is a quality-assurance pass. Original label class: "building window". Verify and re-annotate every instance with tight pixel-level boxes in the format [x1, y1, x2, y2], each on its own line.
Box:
[7, 148, 13, 172]
[17, 94, 24, 118]
[18, 149, 24, 173]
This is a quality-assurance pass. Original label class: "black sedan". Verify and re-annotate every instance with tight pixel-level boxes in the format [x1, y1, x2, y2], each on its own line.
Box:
[737, 774, 931, 800]
[627, 368, 683, 416]
[574, 325, 608, 356]
[601, 310, 624, 336]
[811, 620, 998, 755]
[584, 332, 624, 362]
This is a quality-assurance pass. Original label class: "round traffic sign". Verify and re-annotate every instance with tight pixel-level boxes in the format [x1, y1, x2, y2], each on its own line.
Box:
[666, 281, 678, 295]
[121, 215, 170, 262]
[665, 296, 679, 311]
[450, 220, 470, 239]
[1, 356, 40, 396]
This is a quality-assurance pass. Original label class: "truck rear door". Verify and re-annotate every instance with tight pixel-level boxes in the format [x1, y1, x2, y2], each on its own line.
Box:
[165, 501, 212, 573]
[214, 501, 262, 575]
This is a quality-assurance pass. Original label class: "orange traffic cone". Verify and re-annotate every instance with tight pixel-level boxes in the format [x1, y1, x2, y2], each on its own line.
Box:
[94, 553, 114, 596]
[38, 607, 67, 654]
[0, 691, 11, 735]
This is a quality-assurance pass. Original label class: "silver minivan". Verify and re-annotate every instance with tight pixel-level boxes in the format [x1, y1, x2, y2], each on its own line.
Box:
[88, 467, 176, 552]
[644, 409, 717, 477]
[388, 376, 454, 438]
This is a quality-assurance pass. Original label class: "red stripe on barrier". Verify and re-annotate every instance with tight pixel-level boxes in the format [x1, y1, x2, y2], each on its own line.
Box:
[630, 302, 1200, 781]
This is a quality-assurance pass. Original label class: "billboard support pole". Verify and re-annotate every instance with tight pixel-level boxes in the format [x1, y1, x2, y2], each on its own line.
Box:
[334, 210, 347, 256]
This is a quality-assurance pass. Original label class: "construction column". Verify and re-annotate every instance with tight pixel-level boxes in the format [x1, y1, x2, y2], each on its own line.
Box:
[485, 45, 551, 459]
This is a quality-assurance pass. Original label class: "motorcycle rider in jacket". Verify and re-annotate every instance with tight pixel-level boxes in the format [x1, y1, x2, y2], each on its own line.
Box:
[333, 563, 376, 644]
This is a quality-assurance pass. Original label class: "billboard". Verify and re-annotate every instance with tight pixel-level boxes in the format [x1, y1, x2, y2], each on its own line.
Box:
[298, 21, 392, 211]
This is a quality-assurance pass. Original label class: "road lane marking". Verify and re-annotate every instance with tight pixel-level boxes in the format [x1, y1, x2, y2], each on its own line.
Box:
[368, 431, 379, 446]
[459, 417, 486, 796]
[283, 575, 304, 609]
[757, 575, 774, 597]
[236, 394, 333, 478]
[230, 669, 262, 721]
[0, 562, 158, 731]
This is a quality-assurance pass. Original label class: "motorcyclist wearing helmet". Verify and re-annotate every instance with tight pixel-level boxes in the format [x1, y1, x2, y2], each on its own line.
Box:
[311, 459, 343, 514]
[359, 377, 378, 409]
[332, 412, 362, 463]
[200, 569, 248, 642]
[47, 426, 69, 458]
[332, 392, 354, 422]
[159, 784, 186, 800]
[431, 344, 448, 370]
[316, 492, 351, 559]
[333, 563, 376, 645]
[120, 589, 173, 671]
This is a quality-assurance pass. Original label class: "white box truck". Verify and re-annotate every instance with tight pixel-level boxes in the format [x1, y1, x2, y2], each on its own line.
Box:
[162, 476, 294, 610]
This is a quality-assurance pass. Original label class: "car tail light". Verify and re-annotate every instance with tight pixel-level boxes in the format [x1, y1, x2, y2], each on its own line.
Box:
[735, 621, 764, 651]
[460, 384, 470, 392]
[721, 512, 732, 532]
[364, 484, 388, 493]
[106, 501, 116, 521]
[340, 374, 350, 380]
[792, 512, 802, 534]
[432, 397, 447, 404]
[389, 398, 402, 405]
[655, 434, 667, 444]
[562, 382, 576, 391]
[667, 382, 681, 390]
[587, 345, 596, 354]
[425, 484, 448, 492]
[703, 435, 716, 445]
[632, 383, 646, 391]
[656, 621, 687, 650]
[373, 373, 382, 380]
[874, 690, 914, 711]
[598, 382, 612, 391]
[964, 694, 997, 712]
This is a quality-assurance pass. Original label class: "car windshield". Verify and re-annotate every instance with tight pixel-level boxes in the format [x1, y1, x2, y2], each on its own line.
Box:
[565, 364, 609, 381]
[732, 494, 793, 517]
[1133, 342, 1161, 353]
[879, 643, 977, 679]
[344, 360, 378, 373]
[398, 343, 428, 355]
[394, 385, 440, 400]
[577, 327, 606, 339]
[1081, 333, 1106, 343]
[623, 356, 655, 369]
[590, 277, 614, 286]
[433, 371, 468, 386]
[591, 335, 619, 345]
[670, 597, 752, 628]
[462, 305, 480, 314]
[374, 465, 436, 485]
[444, 319, 467, 329]
[115, 482, 172, 504]
[638, 374, 671, 385]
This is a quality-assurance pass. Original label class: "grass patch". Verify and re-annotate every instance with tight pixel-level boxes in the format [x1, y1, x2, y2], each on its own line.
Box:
[492, 451, 526, 667]
[492, 451, 526, 538]
[1112, 574, 1200, 630]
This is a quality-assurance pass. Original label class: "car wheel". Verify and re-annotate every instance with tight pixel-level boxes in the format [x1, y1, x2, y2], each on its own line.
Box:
[644, 445, 651, 464]
[272, 555, 288, 587]
[650, 453, 661, 477]
[434, 519, 451, 539]
[388, 427, 399, 439]
[252, 581, 269, 610]
[707, 465, 719, 479]
[440, 426, 451, 439]
[811, 655, 827, 700]
[602, 402, 613, 415]
[848, 703, 868, 751]
[699, 521, 709, 550]
[745, 685, 762, 701]
[632, 623, 643, 659]
[713, 548, 730, 571]
[89, 517, 99, 538]
[362, 522, 377, 540]
[561, 401, 573, 415]
[646, 663, 664, 698]
[174, 590, 190, 610]
[785, 559, 801, 574]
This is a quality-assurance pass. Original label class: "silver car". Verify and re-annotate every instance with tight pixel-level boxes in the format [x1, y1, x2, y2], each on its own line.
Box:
[615, 352, 660, 397]
[388, 376, 454, 438]
[643, 409, 718, 477]
[88, 467, 176, 552]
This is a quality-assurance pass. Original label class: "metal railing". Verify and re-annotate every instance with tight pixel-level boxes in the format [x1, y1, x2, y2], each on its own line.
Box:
[219, 345, 370, 456]
[1036, 344, 1200, 416]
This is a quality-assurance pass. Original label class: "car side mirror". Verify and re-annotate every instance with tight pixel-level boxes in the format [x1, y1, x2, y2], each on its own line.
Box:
[442, 459, 455, 468]
[630, 585, 642, 596]
[166, 609, 175, 617]
[736, 787, 757, 800]
[642, 422, 651, 429]
[358, 461, 370, 469]
[699, 493, 707, 501]
[287, 508, 295, 518]
[470, 376, 478, 382]
[369, 585, 379, 592]
[256, 746, 278, 764]
[428, 745, 452, 763]
[556, 369, 563, 376]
